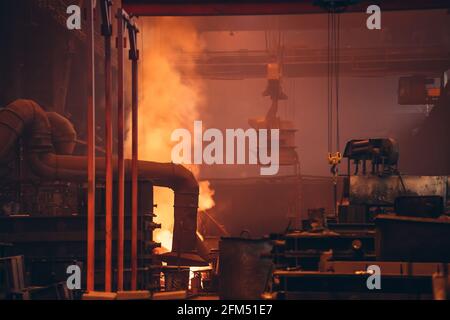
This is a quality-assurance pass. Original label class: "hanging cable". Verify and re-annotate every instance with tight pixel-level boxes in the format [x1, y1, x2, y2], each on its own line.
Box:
[326, 4, 345, 218]
[335, 13, 341, 152]
[327, 11, 332, 153]
[327, 7, 342, 170]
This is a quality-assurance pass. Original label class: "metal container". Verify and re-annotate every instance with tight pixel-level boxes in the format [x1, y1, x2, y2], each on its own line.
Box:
[162, 266, 190, 291]
[219, 236, 273, 300]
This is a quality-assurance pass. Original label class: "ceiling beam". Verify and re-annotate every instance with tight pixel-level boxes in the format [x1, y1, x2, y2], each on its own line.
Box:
[123, 0, 450, 17]
[174, 46, 450, 78]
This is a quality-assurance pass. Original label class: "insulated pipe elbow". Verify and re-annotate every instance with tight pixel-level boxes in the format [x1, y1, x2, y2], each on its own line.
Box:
[29, 153, 200, 253]
[1, 100, 200, 254]
[47, 112, 77, 155]
[0, 99, 53, 162]
[0, 99, 35, 161]
[133, 161, 199, 253]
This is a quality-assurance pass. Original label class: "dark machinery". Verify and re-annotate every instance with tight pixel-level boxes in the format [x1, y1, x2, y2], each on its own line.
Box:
[343, 138, 399, 176]
[262, 136, 449, 300]
[340, 137, 447, 223]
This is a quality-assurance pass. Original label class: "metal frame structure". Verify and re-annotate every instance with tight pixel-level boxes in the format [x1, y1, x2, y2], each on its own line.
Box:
[173, 47, 450, 79]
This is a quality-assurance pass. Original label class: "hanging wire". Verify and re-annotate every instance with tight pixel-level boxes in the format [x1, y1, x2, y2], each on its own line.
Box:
[327, 10, 333, 153]
[335, 13, 341, 152]
[327, 7, 342, 154]
[325, 2, 345, 218]
[327, 11, 330, 153]
[293, 79, 296, 120]
[265, 30, 268, 53]
[140, 19, 144, 97]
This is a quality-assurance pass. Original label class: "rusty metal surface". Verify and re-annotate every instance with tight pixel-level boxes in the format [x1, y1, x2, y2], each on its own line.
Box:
[349, 175, 447, 206]
[116, 8, 125, 292]
[219, 237, 273, 300]
[130, 26, 139, 292]
[86, 0, 96, 293]
[103, 0, 113, 292]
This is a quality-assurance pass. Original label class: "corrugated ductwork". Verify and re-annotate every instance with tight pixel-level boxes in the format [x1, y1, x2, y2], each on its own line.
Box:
[0, 99, 199, 254]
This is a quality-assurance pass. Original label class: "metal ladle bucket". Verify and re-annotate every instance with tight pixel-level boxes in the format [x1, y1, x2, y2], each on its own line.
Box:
[219, 231, 273, 299]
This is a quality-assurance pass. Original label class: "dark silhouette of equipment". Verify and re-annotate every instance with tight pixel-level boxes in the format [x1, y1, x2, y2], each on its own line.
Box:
[343, 138, 399, 175]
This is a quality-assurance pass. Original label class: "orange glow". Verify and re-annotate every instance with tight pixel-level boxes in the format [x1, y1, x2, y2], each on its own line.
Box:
[132, 17, 214, 251]
[427, 88, 440, 97]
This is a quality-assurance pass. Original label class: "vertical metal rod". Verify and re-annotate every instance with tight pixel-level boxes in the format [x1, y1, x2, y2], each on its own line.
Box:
[102, 1, 113, 292]
[126, 19, 140, 291]
[116, 8, 125, 292]
[86, 0, 96, 292]
[131, 51, 138, 291]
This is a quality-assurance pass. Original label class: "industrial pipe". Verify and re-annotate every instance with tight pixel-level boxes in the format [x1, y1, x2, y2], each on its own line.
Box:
[131, 55, 138, 290]
[47, 112, 77, 155]
[127, 18, 140, 291]
[86, 0, 96, 292]
[100, 0, 113, 293]
[0, 99, 200, 255]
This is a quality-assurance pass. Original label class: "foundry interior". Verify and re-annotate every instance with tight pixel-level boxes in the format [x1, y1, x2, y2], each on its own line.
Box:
[0, 0, 449, 300]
